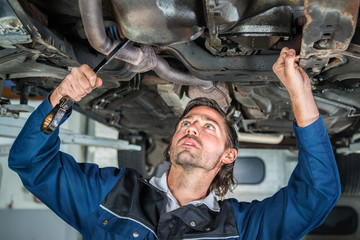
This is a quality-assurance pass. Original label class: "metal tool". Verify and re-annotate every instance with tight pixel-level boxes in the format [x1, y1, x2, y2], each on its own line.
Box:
[41, 38, 131, 135]
[93, 38, 131, 74]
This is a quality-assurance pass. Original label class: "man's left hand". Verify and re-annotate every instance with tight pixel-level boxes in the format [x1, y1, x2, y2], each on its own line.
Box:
[272, 48, 319, 127]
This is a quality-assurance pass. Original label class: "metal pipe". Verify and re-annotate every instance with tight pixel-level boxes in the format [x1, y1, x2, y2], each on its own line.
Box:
[237, 132, 284, 144]
[154, 56, 213, 89]
[78, 0, 214, 89]
[78, 0, 144, 66]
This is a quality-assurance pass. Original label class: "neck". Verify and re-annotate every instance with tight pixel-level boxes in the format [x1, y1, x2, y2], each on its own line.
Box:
[167, 164, 219, 206]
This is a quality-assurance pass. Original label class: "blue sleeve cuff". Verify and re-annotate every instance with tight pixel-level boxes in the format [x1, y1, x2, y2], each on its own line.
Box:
[292, 116, 326, 144]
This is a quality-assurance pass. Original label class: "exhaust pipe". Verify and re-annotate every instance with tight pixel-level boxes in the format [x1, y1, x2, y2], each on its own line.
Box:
[78, 0, 144, 66]
[78, 0, 213, 89]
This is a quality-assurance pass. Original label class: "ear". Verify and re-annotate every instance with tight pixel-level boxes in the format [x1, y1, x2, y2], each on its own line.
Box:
[221, 148, 238, 164]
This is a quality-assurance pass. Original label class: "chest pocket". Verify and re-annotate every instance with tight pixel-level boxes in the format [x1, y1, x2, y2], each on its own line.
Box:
[96, 209, 157, 240]
[156, 204, 239, 240]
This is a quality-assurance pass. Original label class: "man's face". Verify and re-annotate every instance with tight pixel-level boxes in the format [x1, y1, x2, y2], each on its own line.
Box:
[169, 106, 229, 172]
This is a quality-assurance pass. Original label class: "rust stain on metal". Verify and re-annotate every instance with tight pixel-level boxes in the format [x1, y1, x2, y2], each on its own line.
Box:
[252, 0, 303, 14]
[300, 0, 359, 73]
[277, 0, 300, 6]
[305, 0, 359, 25]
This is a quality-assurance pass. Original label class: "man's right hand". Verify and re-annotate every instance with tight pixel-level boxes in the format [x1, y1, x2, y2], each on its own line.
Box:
[49, 64, 103, 107]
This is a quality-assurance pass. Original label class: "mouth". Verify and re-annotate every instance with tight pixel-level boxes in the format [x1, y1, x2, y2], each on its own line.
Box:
[180, 137, 200, 149]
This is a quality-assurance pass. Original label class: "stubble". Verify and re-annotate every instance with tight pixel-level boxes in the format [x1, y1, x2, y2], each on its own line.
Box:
[172, 145, 223, 173]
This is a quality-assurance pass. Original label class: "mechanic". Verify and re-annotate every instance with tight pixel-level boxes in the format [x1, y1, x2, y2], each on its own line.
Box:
[9, 48, 340, 240]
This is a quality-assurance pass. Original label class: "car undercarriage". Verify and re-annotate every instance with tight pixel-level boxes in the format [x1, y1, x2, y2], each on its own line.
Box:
[2, 1, 360, 238]
[1, 0, 360, 166]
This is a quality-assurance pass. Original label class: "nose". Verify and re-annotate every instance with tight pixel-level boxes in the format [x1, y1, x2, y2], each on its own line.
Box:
[186, 123, 199, 136]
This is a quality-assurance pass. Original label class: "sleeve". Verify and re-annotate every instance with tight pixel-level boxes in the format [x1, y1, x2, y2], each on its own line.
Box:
[232, 116, 341, 240]
[8, 96, 125, 232]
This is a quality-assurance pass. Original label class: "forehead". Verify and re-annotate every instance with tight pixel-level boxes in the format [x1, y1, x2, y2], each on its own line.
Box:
[184, 106, 226, 126]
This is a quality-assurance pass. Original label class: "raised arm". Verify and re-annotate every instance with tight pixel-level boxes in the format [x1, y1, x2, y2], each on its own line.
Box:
[272, 47, 319, 127]
[232, 49, 341, 240]
[8, 65, 122, 232]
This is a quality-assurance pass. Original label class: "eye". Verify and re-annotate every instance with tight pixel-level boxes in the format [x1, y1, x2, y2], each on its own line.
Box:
[181, 121, 190, 127]
[205, 124, 215, 130]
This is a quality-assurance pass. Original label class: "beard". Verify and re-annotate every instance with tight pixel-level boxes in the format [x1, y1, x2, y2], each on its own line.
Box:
[174, 149, 201, 172]
[171, 145, 223, 173]
[170, 134, 202, 172]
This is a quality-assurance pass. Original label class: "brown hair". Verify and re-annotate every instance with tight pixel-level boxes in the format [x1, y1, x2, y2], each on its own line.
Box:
[164, 97, 238, 197]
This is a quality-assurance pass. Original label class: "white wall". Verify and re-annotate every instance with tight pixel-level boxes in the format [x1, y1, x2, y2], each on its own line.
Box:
[226, 148, 298, 202]
[88, 121, 118, 168]
[0, 100, 85, 210]
[0, 99, 83, 239]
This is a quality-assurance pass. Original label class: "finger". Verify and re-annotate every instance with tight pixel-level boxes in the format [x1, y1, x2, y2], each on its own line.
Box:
[284, 49, 296, 66]
[284, 49, 297, 77]
[76, 72, 93, 94]
[69, 69, 88, 97]
[273, 56, 285, 74]
[58, 79, 82, 102]
[71, 82, 86, 101]
[95, 78, 103, 88]
[68, 85, 83, 102]
[298, 66, 311, 86]
[280, 47, 290, 54]
[71, 66, 91, 93]
[273, 47, 289, 69]
[58, 74, 75, 96]
[80, 64, 98, 89]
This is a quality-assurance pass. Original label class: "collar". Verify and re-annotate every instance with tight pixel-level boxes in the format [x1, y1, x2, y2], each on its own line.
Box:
[149, 172, 220, 213]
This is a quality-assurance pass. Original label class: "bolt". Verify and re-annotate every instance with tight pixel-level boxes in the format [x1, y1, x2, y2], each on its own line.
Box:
[233, 110, 241, 118]
[316, 39, 335, 49]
